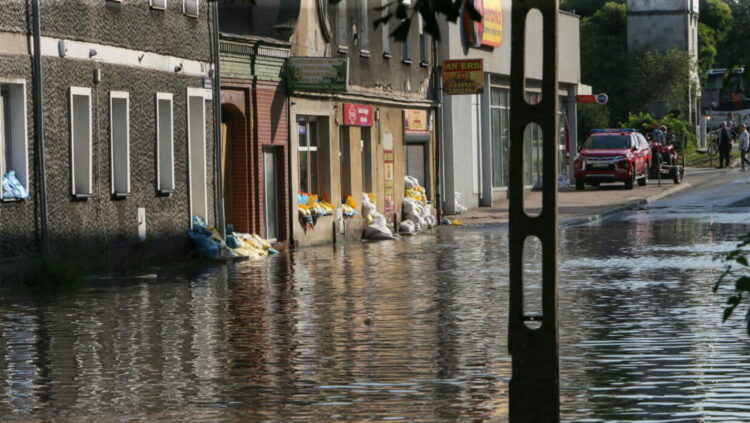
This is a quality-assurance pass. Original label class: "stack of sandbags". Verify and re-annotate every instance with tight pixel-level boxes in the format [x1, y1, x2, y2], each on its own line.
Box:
[361, 193, 395, 240]
[401, 176, 436, 234]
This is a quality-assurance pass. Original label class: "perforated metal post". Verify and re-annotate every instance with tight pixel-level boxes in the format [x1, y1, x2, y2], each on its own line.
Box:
[508, 1, 560, 421]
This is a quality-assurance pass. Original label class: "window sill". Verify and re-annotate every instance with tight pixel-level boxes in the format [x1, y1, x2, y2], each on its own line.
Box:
[157, 189, 177, 197]
[402, 58, 413, 65]
[72, 193, 93, 201]
[359, 50, 371, 58]
[383, 52, 392, 59]
[419, 61, 430, 68]
[111, 192, 132, 200]
[1, 197, 27, 203]
[337, 46, 349, 55]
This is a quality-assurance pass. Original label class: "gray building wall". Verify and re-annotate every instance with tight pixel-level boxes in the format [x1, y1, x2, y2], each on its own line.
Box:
[627, 0, 699, 59]
[0, 0, 216, 265]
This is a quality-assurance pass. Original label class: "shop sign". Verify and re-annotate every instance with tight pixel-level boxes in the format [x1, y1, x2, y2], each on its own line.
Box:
[404, 109, 430, 135]
[287, 57, 349, 92]
[576, 93, 608, 104]
[343, 103, 373, 126]
[464, 0, 504, 48]
[442, 59, 484, 95]
[383, 131, 395, 217]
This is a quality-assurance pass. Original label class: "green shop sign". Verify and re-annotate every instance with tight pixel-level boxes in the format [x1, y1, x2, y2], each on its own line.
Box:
[287, 57, 349, 92]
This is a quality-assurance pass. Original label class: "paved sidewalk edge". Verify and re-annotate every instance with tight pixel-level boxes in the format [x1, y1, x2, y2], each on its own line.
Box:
[560, 181, 692, 227]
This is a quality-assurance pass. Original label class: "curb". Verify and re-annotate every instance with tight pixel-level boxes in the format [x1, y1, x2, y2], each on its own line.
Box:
[560, 181, 692, 227]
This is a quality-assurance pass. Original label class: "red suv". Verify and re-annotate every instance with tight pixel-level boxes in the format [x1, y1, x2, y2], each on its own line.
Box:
[574, 129, 652, 190]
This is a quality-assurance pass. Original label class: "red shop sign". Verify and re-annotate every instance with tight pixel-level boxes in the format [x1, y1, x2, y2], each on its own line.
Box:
[343, 103, 373, 126]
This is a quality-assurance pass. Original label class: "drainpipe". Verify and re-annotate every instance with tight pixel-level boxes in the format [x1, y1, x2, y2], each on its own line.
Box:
[32, 0, 50, 255]
[211, 1, 226, 238]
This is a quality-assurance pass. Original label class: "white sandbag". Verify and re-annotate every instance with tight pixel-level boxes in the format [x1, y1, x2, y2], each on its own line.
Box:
[404, 175, 419, 189]
[399, 220, 417, 234]
[363, 223, 394, 240]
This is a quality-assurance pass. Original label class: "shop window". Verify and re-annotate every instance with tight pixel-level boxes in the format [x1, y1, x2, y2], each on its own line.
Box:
[110, 91, 130, 196]
[156, 93, 175, 193]
[0, 81, 28, 200]
[70, 87, 93, 198]
[299, 117, 332, 199]
[150, 0, 167, 10]
[183, 0, 198, 17]
[491, 87, 510, 188]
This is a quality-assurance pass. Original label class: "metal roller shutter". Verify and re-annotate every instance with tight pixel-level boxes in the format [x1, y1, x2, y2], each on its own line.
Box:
[406, 144, 426, 187]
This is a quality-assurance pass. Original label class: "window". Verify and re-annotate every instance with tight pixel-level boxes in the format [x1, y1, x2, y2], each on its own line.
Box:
[70, 87, 93, 198]
[357, 0, 369, 57]
[0, 81, 28, 200]
[183, 0, 198, 17]
[401, 25, 412, 64]
[150, 0, 167, 10]
[156, 93, 175, 193]
[335, 1, 348, 53]
[380, 0, 391, 58]
[491, 87, 510, 188]
[110, 92, 130, 196]
[418, 14, 429, 67]
[298, 118, 319, 194]
[188, 90, 208, 222]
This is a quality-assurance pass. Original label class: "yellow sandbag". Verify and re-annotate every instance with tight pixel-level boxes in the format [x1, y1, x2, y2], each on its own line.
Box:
[346, 195, 357, 209]
[306, 194, 318, 207]
[452, 219, 464, 226]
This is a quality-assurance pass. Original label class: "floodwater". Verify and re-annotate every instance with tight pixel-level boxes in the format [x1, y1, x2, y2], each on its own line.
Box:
[2, 208, 750, 422]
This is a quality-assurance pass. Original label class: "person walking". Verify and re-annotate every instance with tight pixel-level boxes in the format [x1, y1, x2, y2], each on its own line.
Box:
[740, 124, 750, 171]
[718, 121, 733, 169]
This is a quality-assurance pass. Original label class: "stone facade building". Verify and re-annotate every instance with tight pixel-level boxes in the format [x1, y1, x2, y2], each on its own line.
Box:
[287, 0, 438, 247]
[0, 0, 217, 273]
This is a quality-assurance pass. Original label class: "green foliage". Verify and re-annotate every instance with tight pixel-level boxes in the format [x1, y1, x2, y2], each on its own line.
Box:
[699, 23, 719, 73]
[577, 103, 610, 136]
[699, 0, 732, 70]
[717, 0, 750, 67]
[715, 231, 750, 336]
[620, 112, 697, 154]
[627, 49, 694, 120]
[580, 2, 629, 124]
[561, 0, 623, 17]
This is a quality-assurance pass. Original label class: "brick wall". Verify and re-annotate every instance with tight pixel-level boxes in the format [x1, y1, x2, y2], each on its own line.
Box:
[253, 80, 289, 243]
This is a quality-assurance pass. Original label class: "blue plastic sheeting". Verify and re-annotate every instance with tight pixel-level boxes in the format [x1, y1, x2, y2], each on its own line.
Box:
[187, 216, 220, 259]
[2, 171, 28, 200]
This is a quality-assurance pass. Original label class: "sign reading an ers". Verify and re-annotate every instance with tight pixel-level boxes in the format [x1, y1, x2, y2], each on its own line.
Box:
[442, 59, 484, 95]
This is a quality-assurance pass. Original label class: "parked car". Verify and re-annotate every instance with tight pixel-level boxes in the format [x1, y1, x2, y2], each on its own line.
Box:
[574, 129, 652, 190]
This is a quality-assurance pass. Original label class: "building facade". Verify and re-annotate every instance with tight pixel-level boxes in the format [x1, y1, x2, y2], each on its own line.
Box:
[0, 0, 217, 271]
[627, 0, 700, 122]
[288, 0, 438, 247]
[439, 4, 583, 214]
[219, 35, 291, 245]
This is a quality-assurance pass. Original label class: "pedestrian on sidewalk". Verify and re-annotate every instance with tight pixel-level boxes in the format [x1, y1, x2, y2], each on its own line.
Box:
[719, 121, 733, 168]
[740, 124, 750, 171]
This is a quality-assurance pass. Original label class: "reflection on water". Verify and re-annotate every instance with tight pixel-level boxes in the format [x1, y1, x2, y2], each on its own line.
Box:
[0, 212, 749, 422]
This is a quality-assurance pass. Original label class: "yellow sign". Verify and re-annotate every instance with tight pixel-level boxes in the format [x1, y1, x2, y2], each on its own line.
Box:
[405, 109, 430, 134]
[442, 59, 484, 95]
[482, 0, 503, 47]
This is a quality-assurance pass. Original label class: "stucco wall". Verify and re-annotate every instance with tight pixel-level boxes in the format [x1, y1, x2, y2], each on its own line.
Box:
[0, 0, 29, 34]
[39, 0, 212, 62]
[40, 57, 215, 255]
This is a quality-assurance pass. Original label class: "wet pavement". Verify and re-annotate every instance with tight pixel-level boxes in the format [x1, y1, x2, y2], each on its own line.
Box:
[2, 173, 750, 422]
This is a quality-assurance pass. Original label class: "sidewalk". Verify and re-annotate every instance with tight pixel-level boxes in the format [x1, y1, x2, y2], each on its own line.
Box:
[446, 167, 731, 227]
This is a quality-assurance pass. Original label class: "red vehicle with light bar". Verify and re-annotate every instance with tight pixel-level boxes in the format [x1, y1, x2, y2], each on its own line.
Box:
[574, 129, 652, 190]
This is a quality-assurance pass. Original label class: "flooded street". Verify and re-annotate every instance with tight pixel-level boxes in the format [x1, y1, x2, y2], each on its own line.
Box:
[3, 183, 750, 421]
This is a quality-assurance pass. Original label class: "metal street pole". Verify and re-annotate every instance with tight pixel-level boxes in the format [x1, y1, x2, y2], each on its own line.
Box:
[508, 0, 560, 421]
